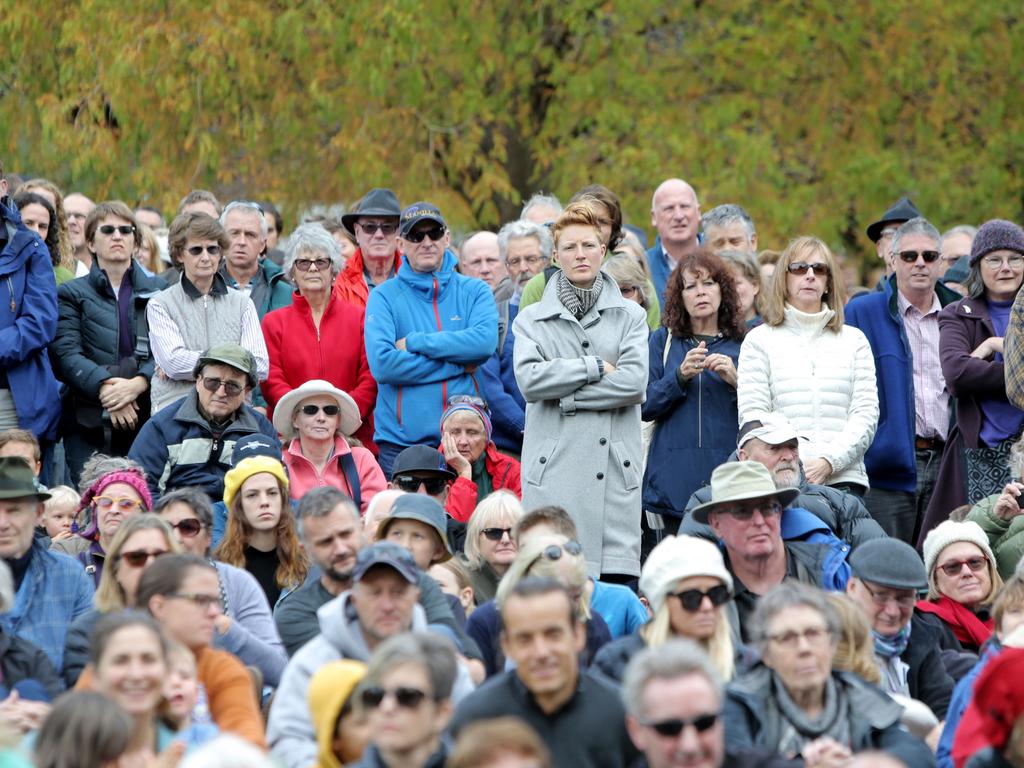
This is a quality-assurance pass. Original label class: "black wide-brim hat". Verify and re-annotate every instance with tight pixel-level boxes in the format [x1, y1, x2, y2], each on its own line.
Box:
[341, 188, 401, 235]
[865, 196, 922, 243]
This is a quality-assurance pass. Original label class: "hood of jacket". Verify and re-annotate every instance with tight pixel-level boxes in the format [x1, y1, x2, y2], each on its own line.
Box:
[315, 590, 429, 661]
[395, 249, 459, 300]
[0, 199, 39, 278]
[308, 658, 367, 768]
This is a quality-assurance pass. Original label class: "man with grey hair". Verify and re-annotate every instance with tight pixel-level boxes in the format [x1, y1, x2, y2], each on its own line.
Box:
[702, 204, 757, 255]
[847, 217, 961, 543]
[499, 219, 553, 303]
[459, 231, 512, 302]
[939, 224, 978, 277]
[520, 192, 562, 225]
[648, 178, 701, 309]
[219, 200, 292, 319]
[64, 192, 96, 276]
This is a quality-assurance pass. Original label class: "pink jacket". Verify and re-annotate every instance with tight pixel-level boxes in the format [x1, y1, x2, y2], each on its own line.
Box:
[283, 437, 386, 515]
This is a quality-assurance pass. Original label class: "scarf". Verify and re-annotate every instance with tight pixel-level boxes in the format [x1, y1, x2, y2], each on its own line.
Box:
[916, 595, 994, 649]
[556, 269, 604, 319]
[471, 454, 493, 505]
[873, 623, 912, 696]
[770, 673, 851, 759]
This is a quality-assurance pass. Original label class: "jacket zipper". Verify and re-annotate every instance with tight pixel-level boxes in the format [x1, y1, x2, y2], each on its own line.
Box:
[697, 370, 703, 448]
[432, 276, 448, 406]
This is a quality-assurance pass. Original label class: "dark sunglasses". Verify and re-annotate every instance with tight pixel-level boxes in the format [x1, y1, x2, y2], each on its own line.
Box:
[294, 257, 331, 272]
[938, 556, 987, 577]
[528, 540, 583, 571]
[301, 404, 341, 416]
[359, 222, 398, 235]
[670, 584, 732, 612]
[201, 377, 245, 397]
[786, 261, 829, 276]
[98, 224, 135, 236]
[405, 226, 446, 243]
[119, 549, 168, 568]
[394, 474, 449, 495]
[897, 250, 940, 264]
[168, 519, 204, 537]
[481, 527, 513, 542]
[360, 685, 428, 710]
[186, 244, 222, 256]
[642, 712, 720, 737]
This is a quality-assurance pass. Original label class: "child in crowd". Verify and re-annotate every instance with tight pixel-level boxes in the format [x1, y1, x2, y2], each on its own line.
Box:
[163, 642, 219, 749]
[40, 486, 79, 543]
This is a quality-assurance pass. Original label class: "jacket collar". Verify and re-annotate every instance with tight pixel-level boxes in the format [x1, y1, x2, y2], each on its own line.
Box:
[172, 389, 261, 434]
[884, 273, 961, 318]
[396, 250, 459, 297]
[181, 271, 228, 299]
[343, 247, 403, 281]
[953, 294, 993, 320]
[532, 269, 626, 323]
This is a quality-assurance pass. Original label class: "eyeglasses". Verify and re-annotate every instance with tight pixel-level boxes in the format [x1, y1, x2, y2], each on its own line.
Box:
[167, 519, 204, 538]
[527, 540, 583, 572]
[506, 255, 544, 268]
[119, 549, 168, 568]
[937, 556, 987, 577]
[405, 226, 446, 243]
[670, 585, 732, 612]
[358, 222, 398, 236]
[786, 261, 829, 276]
[446, 394, 490, 413]
[167, 592, 222, 610]
[717, 500, 783, 521]
[859, 581, 916, 610]
[767, 626, 831, 649]
[556, 241, 602, 257]
[896, 250, 940, 264]
[982, 254, 1024, 269]
[641, 713, 720, 737]
[394, 475, 449, 495]
[360, 686, 429, 710]
[67, 212, 87, 222]
[98, 224, 135, 236]
[186, 244, 222, 257]
[94, 496, 143, 513]
[300, 404, 340, 416]
[481, 527, 513, 542]
[201, 377, 245, 397]
[294, 257, 332, 272]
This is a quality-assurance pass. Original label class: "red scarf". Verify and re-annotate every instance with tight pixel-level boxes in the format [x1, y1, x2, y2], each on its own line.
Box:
[916, 595, 993, 649]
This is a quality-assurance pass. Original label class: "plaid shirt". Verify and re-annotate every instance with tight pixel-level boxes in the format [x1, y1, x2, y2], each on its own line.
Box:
[897, 291, 948, 440]
[1006, 288, 1024, 409]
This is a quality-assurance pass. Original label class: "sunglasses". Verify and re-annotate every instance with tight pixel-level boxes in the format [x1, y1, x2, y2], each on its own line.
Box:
[481, 527, 513, 542]
[360, 685, 428, 710]
[186, 244, 222, 256]
[167, 592, 222, 609]
[201, 377, 245, 397]
[670, 584, 732, 612]
[405, 226, 446, 244]
[94, 496, 143, 513]
[527, 540, 583, 571]
[300, 404, 340, 416]
[168, 519, 204, 538]
[98, 224, 135, 236]
[358, 222, 398, 236]
[937, 556, 987, 577]
[446, 394, 490, 413]
[294, 257, 331, 272]
[119, 549, 168, 568]
[786, 261, 829, 276]
[641, 713, 720, 737]
[394, 475, 449, 495]
[896, 250, 940, 263]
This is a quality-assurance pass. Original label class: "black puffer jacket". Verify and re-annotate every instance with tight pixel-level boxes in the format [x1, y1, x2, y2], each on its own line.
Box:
[52, 262, 165, 426]
[0, 628, 61, 700]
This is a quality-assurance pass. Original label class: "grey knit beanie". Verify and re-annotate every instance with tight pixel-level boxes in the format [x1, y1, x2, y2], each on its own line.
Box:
[970, 219, 1024, 266]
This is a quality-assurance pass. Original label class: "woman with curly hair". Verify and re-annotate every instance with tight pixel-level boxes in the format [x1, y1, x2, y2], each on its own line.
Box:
[17, 178, 75, 277]
[11, 190, 71, 283]
[214, 455, 308, 607]
[641, 249, 745, 534]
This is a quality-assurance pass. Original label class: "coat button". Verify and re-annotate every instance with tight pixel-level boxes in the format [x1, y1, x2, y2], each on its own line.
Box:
[539, 457, 546, 464]
[596, 472, 604, 480]
[599, 438, 607, 445]
[582, 341, 590, 348]
[623, 460, 631, 467]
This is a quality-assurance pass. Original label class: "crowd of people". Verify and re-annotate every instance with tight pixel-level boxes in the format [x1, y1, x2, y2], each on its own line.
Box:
[4, 156, 1024, 768]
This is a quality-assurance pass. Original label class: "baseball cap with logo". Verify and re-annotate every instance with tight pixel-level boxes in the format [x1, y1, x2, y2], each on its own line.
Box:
[399, 202, 447, 238]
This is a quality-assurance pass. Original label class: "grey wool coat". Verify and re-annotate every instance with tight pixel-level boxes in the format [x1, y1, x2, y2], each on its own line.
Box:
[513, 272, 649, 577]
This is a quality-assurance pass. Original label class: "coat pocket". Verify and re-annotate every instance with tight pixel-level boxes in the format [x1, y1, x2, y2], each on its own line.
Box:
[611, 440, 640, 491]
[525, 436, 558, 487]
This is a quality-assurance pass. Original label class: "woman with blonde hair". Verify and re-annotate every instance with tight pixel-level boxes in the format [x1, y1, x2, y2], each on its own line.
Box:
[738, 236, 879, 494]
[593, 535, 734, 683]
[460, 490, 523, 603]
[826, 592, 881, 685]
[602, 253, 657, 329]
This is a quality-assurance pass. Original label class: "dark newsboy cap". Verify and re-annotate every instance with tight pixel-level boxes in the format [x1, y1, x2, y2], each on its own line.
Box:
[848, 537, 927, 591]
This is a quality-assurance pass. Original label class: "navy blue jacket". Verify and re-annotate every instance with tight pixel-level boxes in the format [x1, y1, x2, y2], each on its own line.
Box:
[845, 275, 960, 492]
[646, 240, 672, 310]
[479, 313, 525, 454]
[0, 199, 60, 439]
[642, 328, 741, 518]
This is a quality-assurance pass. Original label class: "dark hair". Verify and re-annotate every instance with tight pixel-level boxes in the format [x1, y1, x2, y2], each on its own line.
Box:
[89, 610, 168, 667]
[259, 201, 284, 235]
[34, 692, 134, 768]
[154, 487, 214, 530]
[177, 190, 222, 216]
[85, 201, 142, 249]
[167, 212, 230, 268]
[134, 205, 165, 227]
[296, 486, 357, 539]
[135, 554, 215, 613]
[569, 185, 623, 249]
[0, 428, 41, 462]
[663, 249, 746, 341]
[513, 505, 577, 545]
[12, 191, 60, 267]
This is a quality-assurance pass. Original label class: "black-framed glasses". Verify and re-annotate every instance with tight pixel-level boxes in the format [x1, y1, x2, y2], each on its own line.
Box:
[360, 685, 429, 710]
[98, 224, 136, 236]
[897, 250, 940, 264]
[394, 475, 448, 495]
[119, 549, 169, 568]
[168, 519, 204, 538]
[186, 244, 222, 257]
[641, 712, 720, 737]
[167, 592, 221, 610]
[358, 221, 398, 236]
[786, 261, 829, 276]
[201, 377, 245, 397]
[670, 584, 732, 612]
[300, 404, 340, 416]
[481, 527, 513, 542]
[405, 226, 446, 243]
[294, 257, 331, 272]
[527, 540, 583, 571]
[937, 556, 987, 577]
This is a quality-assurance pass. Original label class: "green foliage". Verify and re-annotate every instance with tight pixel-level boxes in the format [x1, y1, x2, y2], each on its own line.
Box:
[1, 0, 1022, 274]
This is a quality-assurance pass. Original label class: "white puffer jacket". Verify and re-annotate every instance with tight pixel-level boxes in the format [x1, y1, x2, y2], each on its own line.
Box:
[737, 304, 879, 488]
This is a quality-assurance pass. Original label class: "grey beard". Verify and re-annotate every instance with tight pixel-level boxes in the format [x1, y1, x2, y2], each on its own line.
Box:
[774, 468, 801, 489]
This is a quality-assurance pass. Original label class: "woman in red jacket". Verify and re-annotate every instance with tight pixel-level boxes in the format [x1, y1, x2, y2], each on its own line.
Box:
[261, 223, 377, 452]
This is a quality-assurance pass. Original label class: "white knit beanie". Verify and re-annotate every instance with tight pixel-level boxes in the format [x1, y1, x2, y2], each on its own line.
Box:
[921, 520, 996, 578]
[639, 535, 733, 614]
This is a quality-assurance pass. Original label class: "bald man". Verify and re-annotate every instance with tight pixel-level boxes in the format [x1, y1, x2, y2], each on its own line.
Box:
[459, 231, 511, 301]
[647, 179, 701, 308]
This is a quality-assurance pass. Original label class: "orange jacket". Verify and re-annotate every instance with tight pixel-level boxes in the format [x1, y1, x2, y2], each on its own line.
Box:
[331, 247, 403, 310]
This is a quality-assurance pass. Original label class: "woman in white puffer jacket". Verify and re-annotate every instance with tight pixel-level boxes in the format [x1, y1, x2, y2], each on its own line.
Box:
[737, 237, 879, 494]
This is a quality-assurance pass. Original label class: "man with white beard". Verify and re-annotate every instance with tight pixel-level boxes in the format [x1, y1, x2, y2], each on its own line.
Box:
[681, 414, 886, 550]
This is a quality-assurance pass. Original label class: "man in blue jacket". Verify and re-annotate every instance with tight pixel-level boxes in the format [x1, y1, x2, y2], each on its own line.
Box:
[846, 217, 960, 544]
[365, 202, 498, 478]
[646, 178, 701, 309]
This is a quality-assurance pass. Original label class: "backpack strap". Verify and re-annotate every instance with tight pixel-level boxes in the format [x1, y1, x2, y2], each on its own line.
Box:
[339, 452, 362, 510]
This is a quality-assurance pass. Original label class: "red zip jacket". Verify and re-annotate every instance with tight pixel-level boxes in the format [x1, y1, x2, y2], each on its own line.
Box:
[445, 442, 522, 523]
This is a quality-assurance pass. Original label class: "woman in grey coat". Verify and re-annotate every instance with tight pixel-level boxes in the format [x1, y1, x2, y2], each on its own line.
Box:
[513, 199, 649, 580]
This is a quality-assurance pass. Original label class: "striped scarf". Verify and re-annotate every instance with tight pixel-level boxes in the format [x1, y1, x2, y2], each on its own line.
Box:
[556, 269, 604, 319]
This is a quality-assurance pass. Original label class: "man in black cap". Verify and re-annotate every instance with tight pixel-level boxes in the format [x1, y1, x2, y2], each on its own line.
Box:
[865, 195, 922, 277]
[365, 204, 498, 477]
[388, 444, 456, 505]
[846, 536, 954, 722]
[333, 188, 403, 310]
